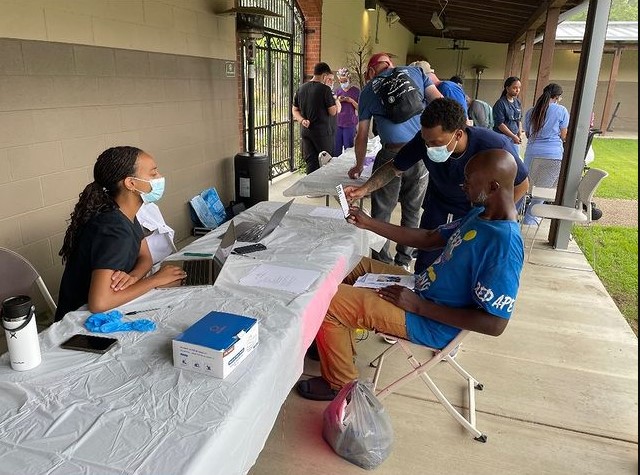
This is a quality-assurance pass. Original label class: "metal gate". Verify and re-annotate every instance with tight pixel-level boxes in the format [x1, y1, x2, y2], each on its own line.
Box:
[240, 0, 304, 178]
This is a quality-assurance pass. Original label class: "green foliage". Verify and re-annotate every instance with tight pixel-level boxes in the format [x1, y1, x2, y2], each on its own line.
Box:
[570, 0, 638, 21]
[589, 138, 638, 199]
[573, 225, 638, 331]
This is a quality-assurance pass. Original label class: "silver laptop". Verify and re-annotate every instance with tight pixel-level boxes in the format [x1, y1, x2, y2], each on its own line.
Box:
[164, 221, 236, 286]
[235, 199, 294, 242]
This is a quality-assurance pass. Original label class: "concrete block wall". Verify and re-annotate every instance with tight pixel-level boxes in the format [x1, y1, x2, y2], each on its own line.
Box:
[0, 0, 236, 60]
[0, 37, 239, 300]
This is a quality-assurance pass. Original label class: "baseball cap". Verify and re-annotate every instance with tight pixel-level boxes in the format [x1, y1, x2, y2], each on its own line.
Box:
[410, 60, 435, 75]
[367, 53, 392, 71]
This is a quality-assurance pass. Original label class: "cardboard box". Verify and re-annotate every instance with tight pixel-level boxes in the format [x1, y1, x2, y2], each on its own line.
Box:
[173, 311, 259, 379]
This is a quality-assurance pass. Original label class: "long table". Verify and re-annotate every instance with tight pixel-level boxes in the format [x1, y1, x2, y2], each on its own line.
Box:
[0, 201, 384, 475]
[282, 137, 382, 204]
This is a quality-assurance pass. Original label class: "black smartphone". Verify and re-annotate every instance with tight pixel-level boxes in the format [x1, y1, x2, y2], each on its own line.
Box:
[60, 334, 118, 354]
[232, 243, 267, 255]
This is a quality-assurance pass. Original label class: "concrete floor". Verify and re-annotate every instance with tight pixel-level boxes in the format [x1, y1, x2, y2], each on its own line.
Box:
[248, 171, 638, 475]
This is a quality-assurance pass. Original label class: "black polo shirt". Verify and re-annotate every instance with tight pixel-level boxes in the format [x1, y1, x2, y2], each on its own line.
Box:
[55, 209, 143, 321]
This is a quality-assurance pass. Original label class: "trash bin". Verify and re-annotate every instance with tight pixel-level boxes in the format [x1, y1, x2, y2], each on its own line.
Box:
[234, 152, 269, 209]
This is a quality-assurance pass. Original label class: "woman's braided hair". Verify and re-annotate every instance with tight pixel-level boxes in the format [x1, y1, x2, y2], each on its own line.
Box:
[528, 83, 563, 138]
[59, 146, 142, 263]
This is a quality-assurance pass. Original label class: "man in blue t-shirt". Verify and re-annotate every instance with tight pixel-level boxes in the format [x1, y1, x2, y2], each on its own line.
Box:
[410, 61, 468, 116]
[348, 53, 442, 269]
[346, 98, 529, 273]
[296, 149, 524, 400]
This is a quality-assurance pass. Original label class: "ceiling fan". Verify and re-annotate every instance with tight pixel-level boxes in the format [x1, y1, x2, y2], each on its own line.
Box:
[436, 39, 470, 51]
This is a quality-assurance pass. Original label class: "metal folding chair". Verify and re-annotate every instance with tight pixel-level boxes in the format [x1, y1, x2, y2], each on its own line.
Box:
[0, 247, 57, 318]
[369, 329, 487, 442]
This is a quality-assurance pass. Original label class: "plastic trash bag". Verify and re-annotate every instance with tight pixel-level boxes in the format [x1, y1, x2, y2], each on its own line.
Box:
[189, 188, 227, 229]
[322, 380, 394, 470]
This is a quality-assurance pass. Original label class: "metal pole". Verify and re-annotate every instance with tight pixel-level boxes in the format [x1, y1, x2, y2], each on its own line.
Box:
[246, 38, 256, 155]
[551, 0, 611, 249]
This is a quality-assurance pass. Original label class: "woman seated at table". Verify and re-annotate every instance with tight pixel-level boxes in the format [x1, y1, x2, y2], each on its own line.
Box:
[54, 146, 186, 321]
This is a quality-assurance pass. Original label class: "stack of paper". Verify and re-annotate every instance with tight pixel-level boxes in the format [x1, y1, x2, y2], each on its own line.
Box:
[353, 273, 415, 290]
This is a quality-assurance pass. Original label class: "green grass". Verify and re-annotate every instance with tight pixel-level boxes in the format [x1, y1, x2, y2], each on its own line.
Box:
[589, 138, 638, 199]
[573, 225, 638, 333]
[573, 138, 638, 333]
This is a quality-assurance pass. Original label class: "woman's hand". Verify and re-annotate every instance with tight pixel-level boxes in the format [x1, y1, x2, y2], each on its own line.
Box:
[152, 265, 187, 288]
[376, 285, 421, 313]
[110, 271, 139, 291]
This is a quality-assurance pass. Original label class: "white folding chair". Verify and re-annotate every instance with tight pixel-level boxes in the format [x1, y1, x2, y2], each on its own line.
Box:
[527, 167, 608, 268]
[369, 330, 487, 442]
[520, 157, 561, 228]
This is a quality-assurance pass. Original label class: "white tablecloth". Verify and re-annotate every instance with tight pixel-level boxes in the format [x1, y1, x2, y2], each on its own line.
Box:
[282, 137, 382, 198]
[0, 202, 384, 475]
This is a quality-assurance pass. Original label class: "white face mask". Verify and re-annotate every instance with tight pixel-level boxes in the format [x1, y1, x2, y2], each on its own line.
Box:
[131, 176, 165, 203]
[340, 82, 350, 90]
[426, 132, 458, 163]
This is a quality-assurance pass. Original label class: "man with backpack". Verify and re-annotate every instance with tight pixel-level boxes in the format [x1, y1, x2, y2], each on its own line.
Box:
[348, 53, 442, 269]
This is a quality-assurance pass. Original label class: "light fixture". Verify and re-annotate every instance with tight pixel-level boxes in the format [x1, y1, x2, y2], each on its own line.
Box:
[431, 11, 444, 30]
[387, 11, 400, 25]
[365, 0, 377, 11]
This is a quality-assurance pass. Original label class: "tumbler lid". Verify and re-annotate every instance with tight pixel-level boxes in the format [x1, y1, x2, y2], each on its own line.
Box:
[1, 295, 33, 320]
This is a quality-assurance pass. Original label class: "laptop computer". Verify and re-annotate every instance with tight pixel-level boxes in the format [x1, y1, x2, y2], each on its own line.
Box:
[235, 199, 294, 242]
[164, 221, 237, 287]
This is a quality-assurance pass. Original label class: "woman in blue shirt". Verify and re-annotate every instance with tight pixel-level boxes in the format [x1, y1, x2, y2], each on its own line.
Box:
[493, 76, 523, 145]
[521, 83, 570, 224]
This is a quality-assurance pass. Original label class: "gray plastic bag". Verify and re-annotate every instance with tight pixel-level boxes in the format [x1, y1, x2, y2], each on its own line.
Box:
[322, 380, 394, 470]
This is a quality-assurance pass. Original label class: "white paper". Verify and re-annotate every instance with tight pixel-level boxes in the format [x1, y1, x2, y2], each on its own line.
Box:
[353, 273, 415, 289]
[308, 207, 345, 219]
[239, 264, 321, 294]
[335, 184, 350, 218]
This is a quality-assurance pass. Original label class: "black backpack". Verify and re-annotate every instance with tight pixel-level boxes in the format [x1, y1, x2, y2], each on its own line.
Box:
[371, 67, 425, 123]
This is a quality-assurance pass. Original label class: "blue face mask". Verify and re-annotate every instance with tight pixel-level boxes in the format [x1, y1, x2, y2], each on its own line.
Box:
[340, 82, 350, 90]
[426, 132, 458, 163]
[132, 176, 165, 203]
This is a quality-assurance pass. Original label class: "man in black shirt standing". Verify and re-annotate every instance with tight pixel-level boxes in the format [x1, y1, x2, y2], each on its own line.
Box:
[292, 62, 341, 173]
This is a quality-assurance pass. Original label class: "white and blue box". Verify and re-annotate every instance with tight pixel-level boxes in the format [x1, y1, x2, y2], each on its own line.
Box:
[173, 311, 259, 379]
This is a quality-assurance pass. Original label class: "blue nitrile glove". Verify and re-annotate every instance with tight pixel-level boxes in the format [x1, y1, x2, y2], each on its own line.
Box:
[85, 310, 156, 333]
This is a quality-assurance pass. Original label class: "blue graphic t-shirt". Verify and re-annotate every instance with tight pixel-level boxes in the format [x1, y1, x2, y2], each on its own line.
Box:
[404, 207, 524, 349]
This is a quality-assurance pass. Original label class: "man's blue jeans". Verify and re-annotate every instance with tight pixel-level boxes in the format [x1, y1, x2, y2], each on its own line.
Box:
[370, 148, 427, 267]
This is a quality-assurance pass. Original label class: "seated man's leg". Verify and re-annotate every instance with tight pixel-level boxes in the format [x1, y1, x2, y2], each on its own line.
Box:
[317, 258, 410, 390]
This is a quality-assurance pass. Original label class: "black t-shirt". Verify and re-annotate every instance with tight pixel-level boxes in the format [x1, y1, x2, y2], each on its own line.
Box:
[293, 81, 335, 137]
[55, 209, 144, 321]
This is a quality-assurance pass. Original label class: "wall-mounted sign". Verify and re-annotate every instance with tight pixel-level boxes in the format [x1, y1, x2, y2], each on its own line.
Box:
[225, 62, 235, 77]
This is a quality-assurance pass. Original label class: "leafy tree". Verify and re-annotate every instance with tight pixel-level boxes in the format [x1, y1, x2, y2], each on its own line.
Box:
[570, 0, 638, 21]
